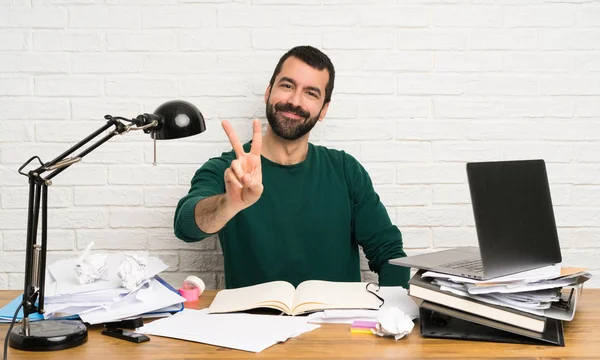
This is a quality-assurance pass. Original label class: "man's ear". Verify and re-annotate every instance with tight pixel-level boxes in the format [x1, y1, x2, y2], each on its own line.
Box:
[318, 102, 330, 122]
[264, 85, 271, 103]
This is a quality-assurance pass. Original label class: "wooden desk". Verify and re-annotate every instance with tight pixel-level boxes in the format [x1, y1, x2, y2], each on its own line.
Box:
[1, 289, 599, 359]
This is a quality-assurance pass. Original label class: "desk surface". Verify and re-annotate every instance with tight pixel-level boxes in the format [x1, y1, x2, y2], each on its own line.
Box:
[1, 289, 599, 359]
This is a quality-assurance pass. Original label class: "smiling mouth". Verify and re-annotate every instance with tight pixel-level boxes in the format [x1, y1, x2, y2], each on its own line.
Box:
[279, 111, 304, 120]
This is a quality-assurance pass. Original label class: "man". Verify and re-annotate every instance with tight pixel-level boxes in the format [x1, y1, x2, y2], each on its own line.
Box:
[174, 45, 409, 289]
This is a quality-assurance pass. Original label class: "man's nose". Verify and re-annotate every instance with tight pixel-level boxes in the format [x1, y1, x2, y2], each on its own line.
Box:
[288, 89, 303, 108]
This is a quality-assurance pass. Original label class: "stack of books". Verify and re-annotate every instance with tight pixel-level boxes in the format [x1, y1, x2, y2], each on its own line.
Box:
[407, 267, 591, 346]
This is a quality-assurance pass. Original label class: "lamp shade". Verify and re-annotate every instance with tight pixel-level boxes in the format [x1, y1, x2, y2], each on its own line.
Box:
[153, 100, 206, 140]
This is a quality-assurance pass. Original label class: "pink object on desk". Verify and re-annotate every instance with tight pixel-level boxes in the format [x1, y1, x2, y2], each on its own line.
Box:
[177, 275, 206, 302]
[351, 320, 378, 329]
[179, 286, 199, 301]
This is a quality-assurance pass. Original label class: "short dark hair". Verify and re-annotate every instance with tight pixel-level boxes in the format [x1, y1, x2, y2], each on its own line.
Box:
[268, 45, 335, 104]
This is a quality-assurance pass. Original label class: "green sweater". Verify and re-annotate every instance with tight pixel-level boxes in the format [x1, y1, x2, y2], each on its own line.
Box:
[174, 142, 409, 289]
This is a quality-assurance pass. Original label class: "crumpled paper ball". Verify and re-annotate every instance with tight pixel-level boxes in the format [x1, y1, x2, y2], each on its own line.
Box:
[373, 307, 415, 340]
[117, 253, 148, 290]
[75, 242, 108, 284]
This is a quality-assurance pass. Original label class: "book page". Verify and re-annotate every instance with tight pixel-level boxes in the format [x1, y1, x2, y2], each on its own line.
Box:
[207, 281, 296, 315]
[291, 281, 381, 315]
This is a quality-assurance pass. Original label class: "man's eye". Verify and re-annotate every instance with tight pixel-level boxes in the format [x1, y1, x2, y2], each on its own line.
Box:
[307, 92, 318, 98]
[281, 84, 292, 89]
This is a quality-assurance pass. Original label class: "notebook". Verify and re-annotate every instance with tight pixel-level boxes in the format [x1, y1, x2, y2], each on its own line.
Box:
[207, 280, 382, 316]
[419, 301, 564, 346]
[390, 159, 562, 280]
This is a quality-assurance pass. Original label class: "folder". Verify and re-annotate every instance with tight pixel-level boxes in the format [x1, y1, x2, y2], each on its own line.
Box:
[0, 276, 183, 324]
[418, 300, 565, 346]
[408, 271, 547, 332]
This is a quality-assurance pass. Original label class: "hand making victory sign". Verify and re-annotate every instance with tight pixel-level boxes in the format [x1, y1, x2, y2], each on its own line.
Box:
[221, 119, 264, 212]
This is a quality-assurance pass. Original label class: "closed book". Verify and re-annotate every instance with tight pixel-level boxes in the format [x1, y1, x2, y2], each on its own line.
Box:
[409, 271, 546, 332]
[418, 300, 564, 346]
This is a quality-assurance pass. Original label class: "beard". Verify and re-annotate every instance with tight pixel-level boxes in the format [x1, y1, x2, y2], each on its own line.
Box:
[266, 98, 322, 141]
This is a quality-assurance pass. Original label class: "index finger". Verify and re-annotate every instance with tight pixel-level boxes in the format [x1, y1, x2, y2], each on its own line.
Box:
[250, 119, 262, 156]
[222, 120, 245, 158]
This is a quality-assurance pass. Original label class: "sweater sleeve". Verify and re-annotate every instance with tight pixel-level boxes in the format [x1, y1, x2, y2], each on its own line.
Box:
[173, 155, 231, 242]
[344, 153, 410, 288]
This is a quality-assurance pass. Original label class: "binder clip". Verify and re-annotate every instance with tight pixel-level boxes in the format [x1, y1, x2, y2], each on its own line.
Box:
[552, 288, 575, 310]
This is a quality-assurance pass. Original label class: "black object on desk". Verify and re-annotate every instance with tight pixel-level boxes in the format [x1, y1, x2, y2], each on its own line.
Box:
[102, 317, 144, 330]
[101, 329, 150, 343]
[101, 317, 150, 343]
[418, 301, 565, 346]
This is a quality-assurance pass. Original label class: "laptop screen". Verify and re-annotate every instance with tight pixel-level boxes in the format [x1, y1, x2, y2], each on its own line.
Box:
[467, 159, 562, 278]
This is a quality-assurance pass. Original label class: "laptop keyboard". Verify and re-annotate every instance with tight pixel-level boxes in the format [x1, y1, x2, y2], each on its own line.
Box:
[441, 258, 484, 273]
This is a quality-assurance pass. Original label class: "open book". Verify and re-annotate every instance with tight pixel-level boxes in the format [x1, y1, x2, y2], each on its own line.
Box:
[207, 280, 382, 316]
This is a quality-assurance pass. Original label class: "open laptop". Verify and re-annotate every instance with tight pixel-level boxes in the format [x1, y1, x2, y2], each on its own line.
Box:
[389, 159, 562, 280]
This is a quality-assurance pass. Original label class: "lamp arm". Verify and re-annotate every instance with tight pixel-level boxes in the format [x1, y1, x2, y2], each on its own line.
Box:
[8, 100, 203, 352]
[44, 124, 122, 181]
[18, 116, 138, 324]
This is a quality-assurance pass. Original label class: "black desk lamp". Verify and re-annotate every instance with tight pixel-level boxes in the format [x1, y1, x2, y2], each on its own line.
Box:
[6, 100, 205, 352]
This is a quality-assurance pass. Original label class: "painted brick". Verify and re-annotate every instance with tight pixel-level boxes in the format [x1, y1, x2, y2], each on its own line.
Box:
[0, 121, 31, 142]
[106, 31, 177, 51]
[69, 7, 141, 29]
[74, 186, 143, 206]
[33, 31, 103, 51]
[2, 186, 72, 209]
[3, 229, 75, 251]
[76, 229, 146, 250]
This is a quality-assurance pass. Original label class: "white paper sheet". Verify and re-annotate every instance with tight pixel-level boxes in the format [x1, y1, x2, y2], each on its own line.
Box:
[307, 286, 419, 324]
[466, 272, 591, 294]
[139, 309, 320, 353]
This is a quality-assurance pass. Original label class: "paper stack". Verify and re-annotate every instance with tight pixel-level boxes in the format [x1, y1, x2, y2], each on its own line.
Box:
[0, 252, 186, 325]
[138, 308, 320, 353]
[407, 265, 591, 346]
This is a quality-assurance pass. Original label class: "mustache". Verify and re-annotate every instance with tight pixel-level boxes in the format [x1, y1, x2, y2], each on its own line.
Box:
[274, 102, 309, 119]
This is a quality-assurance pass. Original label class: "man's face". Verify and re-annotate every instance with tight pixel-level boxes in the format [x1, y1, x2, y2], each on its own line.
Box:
[265, 56, 330, 141]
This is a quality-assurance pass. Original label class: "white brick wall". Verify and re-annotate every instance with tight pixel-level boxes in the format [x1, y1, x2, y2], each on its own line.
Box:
[1, 0, 599, 291]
